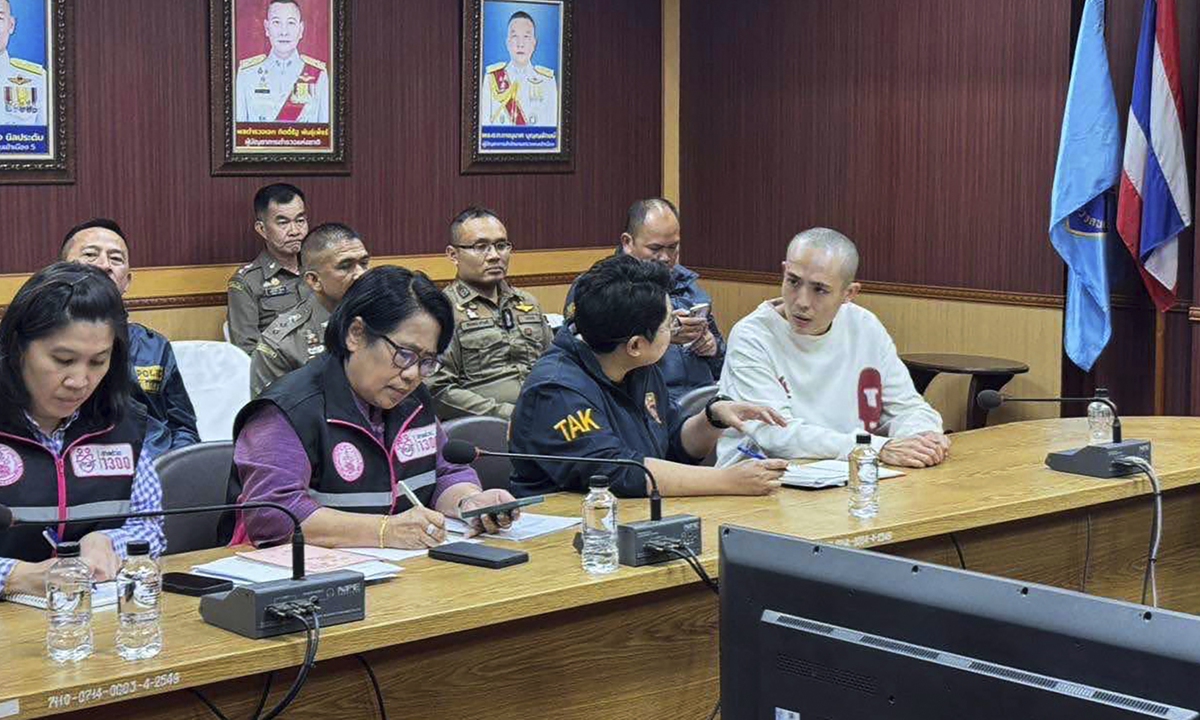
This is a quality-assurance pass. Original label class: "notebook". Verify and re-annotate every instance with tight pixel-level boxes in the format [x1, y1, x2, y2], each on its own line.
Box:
[3, 581, 118, 611]
[445, 513, 580, 541]
[782, 460, 905, 489]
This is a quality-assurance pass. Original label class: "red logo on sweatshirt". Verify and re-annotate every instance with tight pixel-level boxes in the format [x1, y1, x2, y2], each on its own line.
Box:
[858, 368, 883, 432]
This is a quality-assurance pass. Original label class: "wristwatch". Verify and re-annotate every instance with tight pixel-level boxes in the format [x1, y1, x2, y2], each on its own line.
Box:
[705, 394, 733, 429]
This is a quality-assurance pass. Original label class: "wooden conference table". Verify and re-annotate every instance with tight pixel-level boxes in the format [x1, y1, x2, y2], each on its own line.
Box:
[4, 417, 1200, 719]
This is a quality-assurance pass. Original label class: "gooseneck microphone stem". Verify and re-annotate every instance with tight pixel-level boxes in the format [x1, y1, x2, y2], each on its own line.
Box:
[447, 442, 664, 521]
[978, 392, 1122, 443]
[9, 501, 307, 580]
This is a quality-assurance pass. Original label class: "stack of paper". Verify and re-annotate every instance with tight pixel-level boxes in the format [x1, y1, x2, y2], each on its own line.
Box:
[445, 513, 580, 541]
[782, 460, 904, 489]
[3, 581, 118, 611]
[192, 545, 401, 585]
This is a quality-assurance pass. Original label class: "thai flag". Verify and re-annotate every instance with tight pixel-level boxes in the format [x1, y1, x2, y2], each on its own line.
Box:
[1117, 0, 1192, 313]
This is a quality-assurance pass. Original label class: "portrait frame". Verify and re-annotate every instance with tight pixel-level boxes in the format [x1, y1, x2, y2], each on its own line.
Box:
[209, 0, 350, 176]
[0, 0, 74, 185]
[461, 0, 574, 174]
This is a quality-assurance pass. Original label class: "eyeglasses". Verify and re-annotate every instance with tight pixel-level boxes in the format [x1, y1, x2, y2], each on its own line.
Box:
[372, 332, 443, 377]
[644, 243, 680, 257]
[452, 240, 513, 255]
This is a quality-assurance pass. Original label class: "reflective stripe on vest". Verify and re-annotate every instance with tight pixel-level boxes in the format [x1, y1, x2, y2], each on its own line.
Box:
[306, 470, 436, 508]
[10, 499, 133, 523]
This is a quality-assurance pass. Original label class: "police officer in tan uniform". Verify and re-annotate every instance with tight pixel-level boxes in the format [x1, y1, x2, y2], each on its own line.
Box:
[426, 208, 553, 420]
[227, 183, 310, 355]
[250, 223, 369, 397]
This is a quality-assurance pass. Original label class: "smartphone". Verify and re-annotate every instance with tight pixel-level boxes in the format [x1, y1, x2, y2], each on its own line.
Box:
[163, 572, 233, 597]
[689, 303, 711, 319]
[428, 542, 529, 569]
[459, 495, 544, 520]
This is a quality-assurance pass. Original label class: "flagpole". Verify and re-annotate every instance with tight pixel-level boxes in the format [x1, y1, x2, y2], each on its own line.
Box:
[1154, 311, 1167, 415]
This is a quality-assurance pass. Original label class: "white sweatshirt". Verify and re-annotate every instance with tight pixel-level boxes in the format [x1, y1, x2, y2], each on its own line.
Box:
[716, 299, 943, 466]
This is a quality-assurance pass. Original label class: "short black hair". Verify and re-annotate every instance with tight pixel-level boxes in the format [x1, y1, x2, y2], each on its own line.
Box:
[301, 222, 361, 271]
[624, 198, 679, 238]
[508, 10, 535, 29]
[324, 266, 455, 358]
[0, 262, 132, 426]
[574, 254, 672, 353]
[449, 206, 502, 245]
[61, 218, 127, 259]
[253, 183, 306, 220]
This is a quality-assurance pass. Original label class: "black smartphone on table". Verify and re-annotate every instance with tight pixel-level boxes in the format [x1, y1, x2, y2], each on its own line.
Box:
[163, 572, 234, 597]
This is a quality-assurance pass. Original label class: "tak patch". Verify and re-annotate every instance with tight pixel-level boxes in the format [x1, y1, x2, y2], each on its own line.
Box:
[553, 409, 602, 441]
[0, 444, 23, 486]
[332, 442, 364, 482]
[395, 424, 438, 461]
[70, 444, 135, 477]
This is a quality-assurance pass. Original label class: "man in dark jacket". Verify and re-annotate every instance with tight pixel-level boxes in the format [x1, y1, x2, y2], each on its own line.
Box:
[564, 198, 725, 402]
[62, 219, 200, 452]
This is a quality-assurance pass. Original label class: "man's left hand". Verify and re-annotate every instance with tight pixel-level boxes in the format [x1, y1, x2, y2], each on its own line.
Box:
[708, 401, 787, 432]
[458, 489, 521, 536]
[691, 330, 718, 357]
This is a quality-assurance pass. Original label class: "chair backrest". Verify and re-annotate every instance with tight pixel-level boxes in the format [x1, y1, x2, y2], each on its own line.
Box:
[442, 416, 512, 491]
[675, 385, 720, 467]
[171, 341, 251, 442]
[155, 441, 234, 554]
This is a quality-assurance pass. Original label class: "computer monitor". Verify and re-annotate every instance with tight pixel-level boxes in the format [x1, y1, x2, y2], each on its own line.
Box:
[719, 525, 1200, 720]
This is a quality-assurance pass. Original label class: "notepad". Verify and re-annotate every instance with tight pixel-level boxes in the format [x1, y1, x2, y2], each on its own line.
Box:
[445, 513, 580, 541]
[782, 460, 905, 489]
[191, 556, 400, 585]
[236, 544, 373, 573]
[2, 581, 118, 611]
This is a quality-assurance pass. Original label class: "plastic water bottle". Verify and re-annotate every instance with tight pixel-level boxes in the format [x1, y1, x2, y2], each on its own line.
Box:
[45, 541, 94, 663]
[116, 540, 162, 660]
[848, 433, 880, 519]
[1088, 388, 1115, 446]
[581, 475, 619, 574]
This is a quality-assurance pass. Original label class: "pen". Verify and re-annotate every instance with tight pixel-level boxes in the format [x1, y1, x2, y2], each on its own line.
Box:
[41, 528, 58, 552]
[736, 441, 768, 461]
[397, 480, 425, 509]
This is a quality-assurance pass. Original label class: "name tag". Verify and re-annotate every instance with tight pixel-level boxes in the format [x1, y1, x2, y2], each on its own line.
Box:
[71, 444, 135, 478]
[394, 424, 438, 462]
[263, 285, 291, 298]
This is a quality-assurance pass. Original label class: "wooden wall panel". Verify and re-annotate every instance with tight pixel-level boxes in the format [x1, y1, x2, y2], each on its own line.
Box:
[679, 0, 1070, 295]
[0, 0, 661, 272]
[701, 278, 1062, 431]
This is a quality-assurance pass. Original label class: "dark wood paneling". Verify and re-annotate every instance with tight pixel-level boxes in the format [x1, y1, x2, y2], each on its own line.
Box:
[0, 0, 661, 272]
[680, 0, 1070, 295]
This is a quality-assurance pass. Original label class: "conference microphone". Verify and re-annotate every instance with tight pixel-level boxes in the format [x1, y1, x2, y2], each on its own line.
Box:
[443, 440, 702, 567]
[2, 500, 364, 639]
[975, 389, 1150, 478]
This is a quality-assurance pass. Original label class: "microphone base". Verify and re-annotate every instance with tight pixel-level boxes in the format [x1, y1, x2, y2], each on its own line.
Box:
[199, 570, 366, 639]
[1045, 439, 1152, 479]
[617, 514, 703, 567]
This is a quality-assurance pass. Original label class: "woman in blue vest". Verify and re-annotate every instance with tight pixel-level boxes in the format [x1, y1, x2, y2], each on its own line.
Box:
[230, 266, 516, 549]
[0, 263, 166, 598]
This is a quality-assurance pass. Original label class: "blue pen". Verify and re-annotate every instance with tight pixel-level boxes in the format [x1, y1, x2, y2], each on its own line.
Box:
[42, 527, 59, 551]
[736, 441, 768, 461]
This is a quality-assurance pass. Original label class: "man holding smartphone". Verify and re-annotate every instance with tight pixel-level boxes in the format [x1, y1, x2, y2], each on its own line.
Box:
[564, 198, 726, 402]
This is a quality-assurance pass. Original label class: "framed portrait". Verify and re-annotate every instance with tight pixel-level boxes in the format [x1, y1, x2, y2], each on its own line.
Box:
[0, 0, 73, 184]
[461, 0, 574, 174]
[210, 0, 349, 175]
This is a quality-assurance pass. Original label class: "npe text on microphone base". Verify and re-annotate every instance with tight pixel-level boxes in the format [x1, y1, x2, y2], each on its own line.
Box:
[1045, 440, 1152, 479]
[200, 570, 366, 639]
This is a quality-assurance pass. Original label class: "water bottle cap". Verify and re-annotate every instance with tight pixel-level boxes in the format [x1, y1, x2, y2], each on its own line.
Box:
[856, 433, 871, 444]
[588, 474, 611, 488]
[126, 540, 150, 556]
[55, 541, 80, 558]
[1095, 388, 1110, 398]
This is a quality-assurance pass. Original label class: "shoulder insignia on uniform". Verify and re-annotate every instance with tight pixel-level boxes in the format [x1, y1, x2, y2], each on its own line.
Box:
[486, 61, 507, 74]
[535, 65, 554, 78]
[553, 409, 602, 442]
[228, 279, 247, 293]
[300, 55, 327, 71]
[263, 309, 307, 341]
[239, 54, 266, 70]
[10, 58, 44, 76]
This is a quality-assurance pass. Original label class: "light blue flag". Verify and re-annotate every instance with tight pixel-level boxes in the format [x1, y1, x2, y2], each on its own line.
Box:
[1050, 0, 1119, 371]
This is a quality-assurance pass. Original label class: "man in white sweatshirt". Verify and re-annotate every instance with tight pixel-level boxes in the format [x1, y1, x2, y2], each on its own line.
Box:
[716, 228, 950, 468]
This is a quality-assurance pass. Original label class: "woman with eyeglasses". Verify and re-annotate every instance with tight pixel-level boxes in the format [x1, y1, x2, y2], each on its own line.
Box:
[0, 263, 166, 598]
[228, 266, 517, 550]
